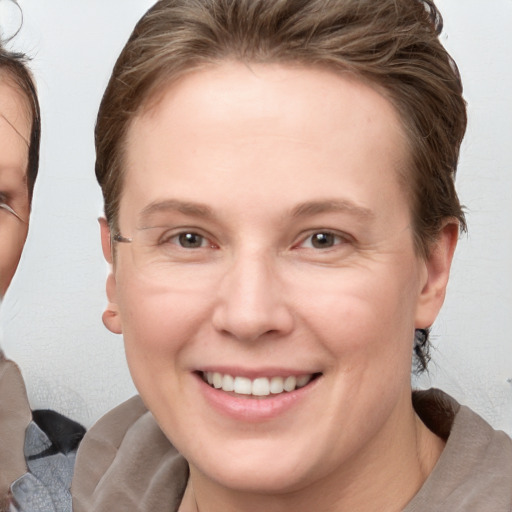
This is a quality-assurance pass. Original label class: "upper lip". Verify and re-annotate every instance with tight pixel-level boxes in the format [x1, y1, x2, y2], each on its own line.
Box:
[196, 367, 321, 379]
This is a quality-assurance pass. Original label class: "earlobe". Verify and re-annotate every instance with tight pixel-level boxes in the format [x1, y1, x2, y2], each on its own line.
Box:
[102, 272, 123, 334]
[98, 217, 122, 334]
[415, 221, 459, 329]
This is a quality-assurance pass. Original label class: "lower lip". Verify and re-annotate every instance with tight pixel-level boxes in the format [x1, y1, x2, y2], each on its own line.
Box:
[194, 373, 320, 422]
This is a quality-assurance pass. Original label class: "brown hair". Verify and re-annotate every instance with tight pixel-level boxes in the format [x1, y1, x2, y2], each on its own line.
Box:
[96, 0, 468, 370]
[0, 38, 41, 203]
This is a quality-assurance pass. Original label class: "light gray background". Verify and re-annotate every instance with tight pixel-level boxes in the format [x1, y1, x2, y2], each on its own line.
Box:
[1, 0, 511, 431]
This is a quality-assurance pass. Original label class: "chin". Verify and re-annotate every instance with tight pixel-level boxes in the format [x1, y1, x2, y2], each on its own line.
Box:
[182, 432, 327, 495]
[197, 457, 315, 495]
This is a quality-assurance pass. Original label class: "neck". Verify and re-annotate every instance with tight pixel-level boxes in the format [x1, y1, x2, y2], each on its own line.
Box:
[179, 400, 444, 512]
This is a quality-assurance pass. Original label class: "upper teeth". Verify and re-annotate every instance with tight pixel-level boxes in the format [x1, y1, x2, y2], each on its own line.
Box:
[204, 372, 313, 396]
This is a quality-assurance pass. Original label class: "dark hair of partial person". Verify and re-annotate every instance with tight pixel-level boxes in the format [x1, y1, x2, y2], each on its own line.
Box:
[94, 0, 468, 371]
[0, 33, 41, 203]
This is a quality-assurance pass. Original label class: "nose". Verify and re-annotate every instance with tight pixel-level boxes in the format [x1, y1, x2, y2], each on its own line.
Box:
[212, 253, 294, 343]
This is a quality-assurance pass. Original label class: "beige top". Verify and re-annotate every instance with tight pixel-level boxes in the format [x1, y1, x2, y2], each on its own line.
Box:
[72, 389, 512, 511]
[0, 352, 31, 510]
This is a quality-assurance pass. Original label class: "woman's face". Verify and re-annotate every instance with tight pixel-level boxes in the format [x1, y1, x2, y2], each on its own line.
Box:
[0, 80, 30, 297]
[105, 63, 453, 495]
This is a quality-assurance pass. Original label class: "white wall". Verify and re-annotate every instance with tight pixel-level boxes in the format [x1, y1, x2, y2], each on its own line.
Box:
[1, 0, 511, 431]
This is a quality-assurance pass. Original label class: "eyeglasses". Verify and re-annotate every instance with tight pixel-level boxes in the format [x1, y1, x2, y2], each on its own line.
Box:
[0, 201, 25, 222]
[111, 220, 357, 289]
[112, 226, 223, 284]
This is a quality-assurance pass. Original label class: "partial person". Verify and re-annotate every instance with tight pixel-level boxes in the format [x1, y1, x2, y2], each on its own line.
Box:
[72, 1, 512, 510]
[0, 11, 84, 511]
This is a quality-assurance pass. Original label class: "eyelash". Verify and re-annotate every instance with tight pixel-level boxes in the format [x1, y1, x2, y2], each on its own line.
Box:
[157, 229, 218, 250]
[296, 231, 351, 250]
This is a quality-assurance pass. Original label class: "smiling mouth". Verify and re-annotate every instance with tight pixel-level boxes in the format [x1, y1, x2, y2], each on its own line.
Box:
[201, 371, 321, 397]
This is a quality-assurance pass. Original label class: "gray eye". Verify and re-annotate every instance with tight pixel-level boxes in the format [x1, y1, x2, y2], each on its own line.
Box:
[310, 232, 336, 248]
[178, 232, 205, 248]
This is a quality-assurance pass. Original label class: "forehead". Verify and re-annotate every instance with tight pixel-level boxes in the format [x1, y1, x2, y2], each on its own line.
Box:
[135, 62, 404, 142]
[0, 78, 31, 175]
[121, 62, 409, 222]
[0, 76, 31, 139]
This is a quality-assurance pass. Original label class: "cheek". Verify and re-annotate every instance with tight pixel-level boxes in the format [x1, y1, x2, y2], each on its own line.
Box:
[295, 272, 419, 437]
[118, 278, 213, 370]
[0, 221, 28, 295]
[294, 266, 420, 368]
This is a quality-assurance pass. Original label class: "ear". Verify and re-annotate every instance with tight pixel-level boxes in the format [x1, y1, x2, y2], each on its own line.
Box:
[415, 221, 459, 329]
[99, 217, 122, 334]
[100, 216, 113, 263]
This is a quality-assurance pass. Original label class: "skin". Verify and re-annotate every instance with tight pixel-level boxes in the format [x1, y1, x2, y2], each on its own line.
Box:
[0, 79, 30, 298]
[102, 62, 458, 512]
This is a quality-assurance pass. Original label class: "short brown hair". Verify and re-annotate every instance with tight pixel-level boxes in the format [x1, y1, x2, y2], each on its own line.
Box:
[0, 40, 41, 203]
[96, 0, 468, 370]
[96, 0, 466, 249]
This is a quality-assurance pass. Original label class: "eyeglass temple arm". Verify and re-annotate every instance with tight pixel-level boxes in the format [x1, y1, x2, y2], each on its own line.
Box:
[0, 203, 26, 223]
[112, 233, 132, 244]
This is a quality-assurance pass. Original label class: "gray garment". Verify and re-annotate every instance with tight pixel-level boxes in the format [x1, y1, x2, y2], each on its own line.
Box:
[405, 391, 512, 511]
[0, 353, 78, 512]
[9, 422, 75, 512]
[72, 397, 188, 512]
[72, 389, 512, 511]
[0, 353, 32, 511]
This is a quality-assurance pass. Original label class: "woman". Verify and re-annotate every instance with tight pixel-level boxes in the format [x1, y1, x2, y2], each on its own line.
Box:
[0, 17, 84, 512]
[72, 0, 512, 510]
[0, 33, 41, 508]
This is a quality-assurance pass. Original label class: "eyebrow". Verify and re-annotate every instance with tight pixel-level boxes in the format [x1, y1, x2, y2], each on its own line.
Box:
[138, 199, 216, 225]
[291, 199, 375, 220]
[137, 198, 374, 226]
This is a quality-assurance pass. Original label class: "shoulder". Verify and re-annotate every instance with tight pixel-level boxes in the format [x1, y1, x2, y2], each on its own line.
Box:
[0, 354, 32, 504]
[408, 389, 512, 511]
[10, 413, 85, 512]
[1, 354, 86, 512]
[0, 354, 32, 425]
[72, 395, 188, 512]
